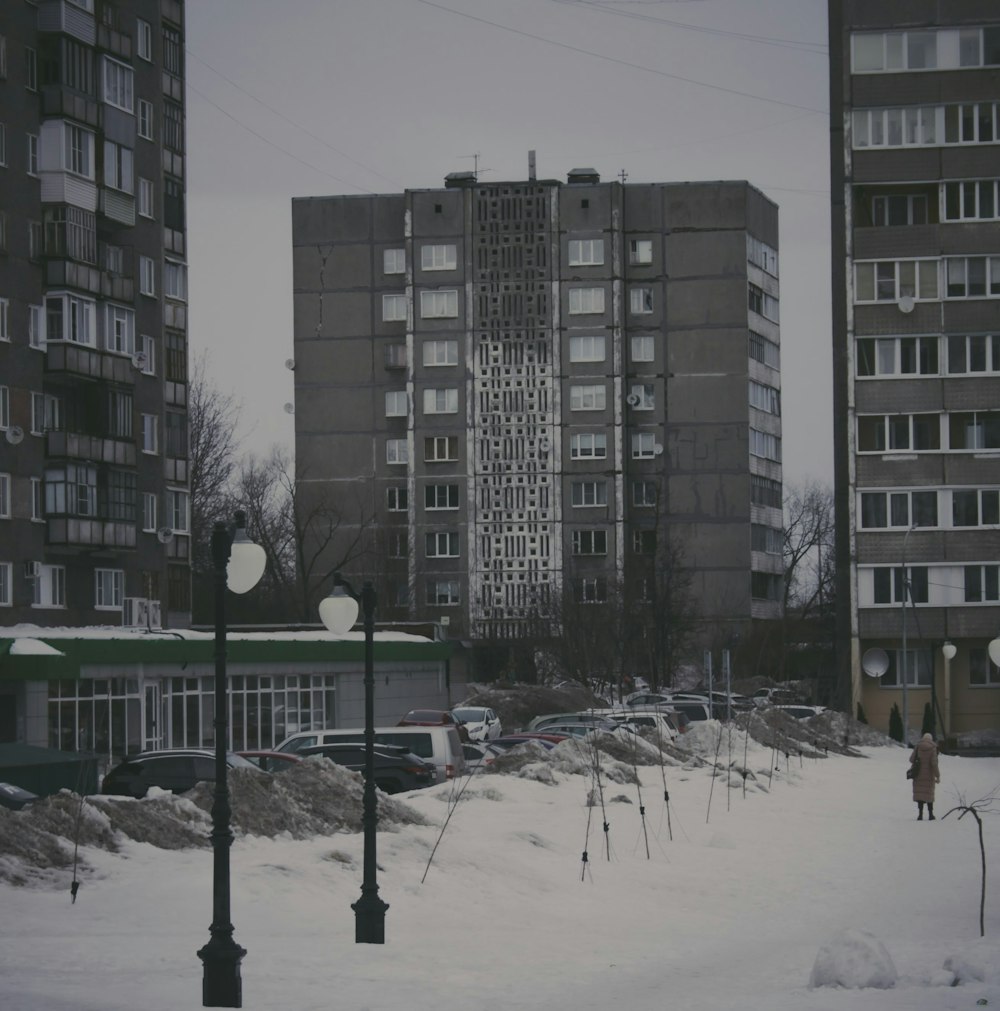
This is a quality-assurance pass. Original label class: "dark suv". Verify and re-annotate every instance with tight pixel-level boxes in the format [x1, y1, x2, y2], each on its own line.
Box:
[300, 743, 436, 793]
[100, 749, 260, 798]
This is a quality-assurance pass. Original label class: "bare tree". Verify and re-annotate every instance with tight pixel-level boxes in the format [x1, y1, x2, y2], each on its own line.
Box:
[783, 480, 835, 617]
[943, 788, 999, 937]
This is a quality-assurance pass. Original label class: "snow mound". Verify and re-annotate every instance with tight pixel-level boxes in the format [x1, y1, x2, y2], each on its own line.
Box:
[943, 938, 1000, 984]
[808, 927, 898, 989]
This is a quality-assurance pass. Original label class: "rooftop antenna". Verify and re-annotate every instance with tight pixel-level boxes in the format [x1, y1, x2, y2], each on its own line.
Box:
[459, 152, 492, 181]
[619, 168, 629, 184]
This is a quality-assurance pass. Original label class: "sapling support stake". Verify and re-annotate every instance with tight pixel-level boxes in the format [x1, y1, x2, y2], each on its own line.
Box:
[706, 723, 725, 824]
[630, 725, 650, 859]
[588, 735, 612, 861]
[420, 766, 476, 884]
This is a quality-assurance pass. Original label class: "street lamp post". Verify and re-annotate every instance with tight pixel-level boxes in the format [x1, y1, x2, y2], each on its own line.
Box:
[319, 572, 388, 944]
[198, 511, 266, 1008]
[900, 525, 916, 745]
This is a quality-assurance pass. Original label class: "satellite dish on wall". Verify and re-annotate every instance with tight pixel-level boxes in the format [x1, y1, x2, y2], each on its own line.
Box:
[862, 647, 890, 678]
[5, 425, 24, 445]
[283, 402, 295, 415]
[156, 527, 175, 544]
[897, 295, 915, 314]
[131, 351, 149, 371]
[626, 393, 641, 407]
[285, 358, 296, 371]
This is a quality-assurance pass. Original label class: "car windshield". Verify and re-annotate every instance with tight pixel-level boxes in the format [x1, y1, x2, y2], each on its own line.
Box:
[452, 708, 483, 722]
[227, 753, 261, 769]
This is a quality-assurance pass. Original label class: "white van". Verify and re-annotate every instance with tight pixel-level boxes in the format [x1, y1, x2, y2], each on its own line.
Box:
[276, 726, 466, 783]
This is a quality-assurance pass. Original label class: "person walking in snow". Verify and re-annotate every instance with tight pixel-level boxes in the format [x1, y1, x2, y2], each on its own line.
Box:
[909, 732, 940, 820]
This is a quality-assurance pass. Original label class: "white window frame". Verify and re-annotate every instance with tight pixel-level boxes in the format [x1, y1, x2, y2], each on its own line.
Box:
[568, 287, 605, 315]
[568, 335, 606, 363]
[138, 177, 154, 218]
[630, 287, 653, 314]
[141, 413, 158, 454]
[420, 244, 457, 271]
[0, 562, 11, 607]
[382, 293, 407, 322]
[571, 481, 607, 507]
[572, 529, 608, 556]
[947, 334, 1000, 375]
[632, 480, 658, 507]
[423, 388, 458, 414]
[854, 259, 939, 303]
[31, 478, 43, 522]
[102, 56, 134, 113]
[944, 256, 1000, 299]
[422, 339, 458, 366]
[32, 564, 66, 608]
[385, 391, 407, 417]
[139, 256, 156, 297]
[569, 432, 607, 460]
[142, 491, 157, 531]
[857, 335, 940, 378]
[425, 531, 459, 558]
[167, 488, 189, 533]
[629, 239, 653, 265]
[27, 132, 38, 176]
[629, 384, 655, 411]
[94, 568, 125, 610]
[428, 580, 460, 606]
[569, 384, 606, 412]
[103, 139, 134, 194]
[631, 335, 654, 362]
[425, 436, 457, 462]
[425, 484, 459, 511]
[137, 19, 153, 61]
[46, 293, 96, 345]
[0, 472, 10, 518]
[164, 260, 187, 301]
[0, 385, 8, 428]
[420, 289, 458, 318]
[383, 249, 405, 275]
[568, 239, 604, 266]
[104, 303, 135, 355]
[138, 99, 153, 140]
[386, 438, 409, 465]
[632, 432, 656, 459]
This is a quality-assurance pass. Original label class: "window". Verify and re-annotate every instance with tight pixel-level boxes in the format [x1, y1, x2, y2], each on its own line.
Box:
[95, 569, 125, 610]
[944, 180, 1000, 222]
[385, 391, 407, 417]
[568, 335, 605, 362]
[387, 531, 407, 558]
[167, 489, 189, 532]
[949, 412, 1000, 450]
[32, 564, 66, 608]
[575, 577, 607, 604]
[878, 649, 932, 688]
[44, 206, 96, 262]
[628, 384, 655, 411]
[142, 492, 157, 532]
[138, 99, 153, 140]
[747, 236, 778, 275]
[164, 176, 184, 231]
[952, 489, 1000, 528]
[749, 330, 780, 369]
[423, 388, 458, 414]
[631, 335, 654, 362]
[572, 529, 607, 555]
[31, 479, 42, 522]
[386, 486, 408, 511]
[164, 261, 187, 301]
[102, 57, 133, 112]
[629, 239, 653, 265]
[164, 410, 185, 456]
[27, 133, 38, 175]
[570, 384, 606, 411]
[751, 524, 783, 555]
[425, 484, 459, 510]
[964, 565, 1000, 604]
[570, 433, 607, 459]
[857, 414, 941, 453]
[421, 244, 457, 270]
[0, 124, 6, 168]
[165, 330, 186, 382]
[568, 288, 604, 315]
[857, 336, 939, 377]
[632, 432, 656, 459]
[854, 260, 931, 302]
[425, 436, 458, 462]
[945, 257, 1000, 298]
[750, 428, 782, 461]
[0, 385, 7, 428]
[136, 18, 153, 59]
[139, 256, 155, 296]
[386, 438, 409, 465]
[947, 335, 1000, 374]
[0, 298, 7, 340]
[0, 35, 5, 80]
[384, 343, 407, 369]
[138, 177, 154, 218]
[31, 393, 63, 435]
[571, 481, 607, 507]
[944, 102, 999, 145]
[141, 413, 157, 453]
[63, 123, 95, 178]
[420, 290, 458, 318]
[749, 380, 780, 415]
[423, 339, 458, 366]
[0, 563, 10, 607]
[28, 220, 42, 260]
[969, 648, 1000, 687]
[633, 529, 656, 555]
[751, 474, 782, 509]
[632, 480, 657, 507]
[107, 389, 134, 439]
[751, 571, 782, 602]
[425, 532, 459, 557]
[27, 305, 43, 348]
[163, 100, 183, 154]
[871, 566, 928, 605]
[104, 304, 135, 354]
[46, 293, 96, 344]
[630, 287, 653, 314]
[383, 294, 407, 321]
[860, 490, 938, 529]
[568, 239, 604, 266]
[428, 580, 460, 606]
[748, 283, 780, 320]
[0, 472, 9, 518]
[45, 463, 96, 516]
[383, 249, 405, 274]
[162, 24, 182, 77]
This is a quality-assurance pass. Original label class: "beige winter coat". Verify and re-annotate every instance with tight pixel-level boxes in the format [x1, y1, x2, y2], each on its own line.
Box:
[909, 734, 940, 803]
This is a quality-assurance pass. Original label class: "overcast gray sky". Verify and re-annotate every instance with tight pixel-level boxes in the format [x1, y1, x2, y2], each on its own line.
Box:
[184, 0, 832, 485]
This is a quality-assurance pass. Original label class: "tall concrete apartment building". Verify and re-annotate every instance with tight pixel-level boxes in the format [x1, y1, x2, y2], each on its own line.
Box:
[292, 169, 782, 661]
[0, 1, 191, 631]
[830, 2, 1000, 738]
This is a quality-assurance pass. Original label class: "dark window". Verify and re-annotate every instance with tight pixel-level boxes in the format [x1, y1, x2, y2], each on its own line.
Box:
[162, 25, 182, 76]
[165, 411, 187, 457]
[164, 176, 184, 231]
[165, 330, 186, 383]
[168, 564, 191, 611]
[163, 100, 183, 154]
[102, 469, 136, 521]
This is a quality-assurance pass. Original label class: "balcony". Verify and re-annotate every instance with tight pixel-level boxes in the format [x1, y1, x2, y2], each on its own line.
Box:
[45, 430, 136, 467]
[47, 517, 136, 549]
[40, 85, 100, 128]
[37, 1, 96, 45]
[45, 343, 139, 385]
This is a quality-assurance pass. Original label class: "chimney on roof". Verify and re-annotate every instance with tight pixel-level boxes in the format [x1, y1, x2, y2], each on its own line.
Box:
[528, 150, 536, 181]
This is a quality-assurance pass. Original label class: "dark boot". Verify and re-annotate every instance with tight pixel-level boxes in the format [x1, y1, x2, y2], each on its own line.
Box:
[928, 804, 935, 821]
[917, 802, 924, 820]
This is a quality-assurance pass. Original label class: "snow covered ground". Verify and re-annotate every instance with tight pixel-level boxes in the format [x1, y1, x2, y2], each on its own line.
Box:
[1, 724, 998, 1011]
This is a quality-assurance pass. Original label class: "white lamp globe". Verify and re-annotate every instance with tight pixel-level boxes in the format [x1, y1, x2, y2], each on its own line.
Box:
[227, 528, 267, 595]
[319, 588, 360, 634]
[941, 642, 957, 661]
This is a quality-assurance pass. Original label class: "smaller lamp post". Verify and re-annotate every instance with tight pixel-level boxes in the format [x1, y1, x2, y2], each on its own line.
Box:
[198, 511, 266, 1008]
[319, 572, 388, 943]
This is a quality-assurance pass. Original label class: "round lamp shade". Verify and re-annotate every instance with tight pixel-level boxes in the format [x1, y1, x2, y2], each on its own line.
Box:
[319, 590, 360, 634]
[227, 540, 267, 594]
[941, 642, 957, 661]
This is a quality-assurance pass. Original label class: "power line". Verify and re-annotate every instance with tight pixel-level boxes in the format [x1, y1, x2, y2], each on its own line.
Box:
[414, 0, 826, 114]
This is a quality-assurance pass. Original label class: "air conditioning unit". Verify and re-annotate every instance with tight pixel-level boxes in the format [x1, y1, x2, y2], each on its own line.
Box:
[122, 597, 148, 628]
[145, 600, 162, 629]
[24, 561, 41, 579]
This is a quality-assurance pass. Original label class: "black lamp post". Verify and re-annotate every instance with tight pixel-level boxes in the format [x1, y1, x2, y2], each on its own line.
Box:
[197, 511, 266, 1007]
[319, 571, 389, 943]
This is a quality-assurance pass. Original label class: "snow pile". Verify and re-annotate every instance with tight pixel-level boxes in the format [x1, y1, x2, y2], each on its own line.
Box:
[809, 927, 898, 989]
[943, 938, 1000, 984]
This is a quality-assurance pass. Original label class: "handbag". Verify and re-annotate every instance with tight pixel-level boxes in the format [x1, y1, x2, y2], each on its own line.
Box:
[906, 754, 920, 780]
[906, 767, 915, 779]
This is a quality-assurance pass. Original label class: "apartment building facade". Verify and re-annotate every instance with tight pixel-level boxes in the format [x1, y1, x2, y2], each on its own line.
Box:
[830, 1, 1000, 739]
[292, 170, 782, 665]
[0, 0, 191, 632]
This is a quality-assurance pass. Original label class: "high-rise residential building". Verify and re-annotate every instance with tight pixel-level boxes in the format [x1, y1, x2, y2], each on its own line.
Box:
[292, 167, 783, 668]
[830, 2, 1000, 739]
[0, 1, 191, 629]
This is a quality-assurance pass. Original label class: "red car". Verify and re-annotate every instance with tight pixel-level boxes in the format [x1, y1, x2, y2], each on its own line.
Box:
[398, 709, 470, 742]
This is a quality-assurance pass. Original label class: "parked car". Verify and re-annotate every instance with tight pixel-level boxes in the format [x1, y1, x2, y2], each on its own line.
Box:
[451, 706, 502, 742]
[527, 711, 611, 731]
[531, 720, 625, 739]
[752, 687, 805, 707]
[773, 704, 827, 720]
[0, 782, 38, 810]
[398, 709, 470, 742]
[664, 701, 711, 725]
[299, 743, 436, 793]
[100, 749, 260, 798]
[276, 726, 466, 783]
[237, 750, 302, 773]
[607, 711, 679, 739]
